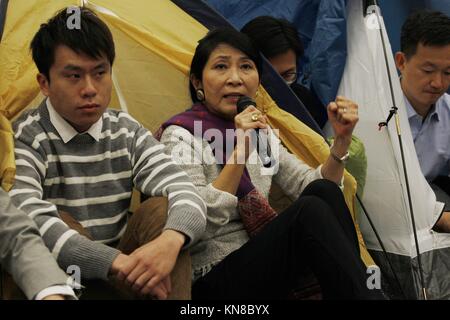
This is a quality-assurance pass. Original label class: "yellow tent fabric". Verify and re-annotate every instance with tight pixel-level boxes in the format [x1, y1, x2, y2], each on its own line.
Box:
[0, 0, 78, 119]
[0, 0, 373, 265]
[89, 0, 208, 132]
[0, 0, 78, 191]
[0, 0, 206, 128]
[0, 112, 14, 191]
[0, 0, 205, 187]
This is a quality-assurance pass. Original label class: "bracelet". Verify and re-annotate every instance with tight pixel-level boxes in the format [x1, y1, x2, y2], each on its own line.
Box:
[330, 143, 350, 164]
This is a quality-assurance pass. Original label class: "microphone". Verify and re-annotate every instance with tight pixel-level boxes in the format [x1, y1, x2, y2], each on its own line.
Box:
[236, 96, 274, 168]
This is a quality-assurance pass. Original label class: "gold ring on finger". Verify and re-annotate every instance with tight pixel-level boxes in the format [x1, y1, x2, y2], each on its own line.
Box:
[251, 112, 260, 122]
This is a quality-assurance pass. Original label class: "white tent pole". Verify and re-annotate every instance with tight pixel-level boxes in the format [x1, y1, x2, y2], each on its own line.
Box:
[373, 0, 427, 300]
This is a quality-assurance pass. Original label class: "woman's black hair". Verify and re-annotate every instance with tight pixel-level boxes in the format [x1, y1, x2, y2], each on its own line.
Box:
[189, 27, 262, 103]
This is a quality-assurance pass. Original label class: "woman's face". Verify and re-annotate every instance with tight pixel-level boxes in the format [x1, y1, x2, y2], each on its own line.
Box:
[193, 43, 260, 120]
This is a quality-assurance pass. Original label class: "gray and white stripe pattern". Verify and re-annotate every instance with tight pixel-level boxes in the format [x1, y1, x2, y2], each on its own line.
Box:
[10, 101, 206, 280]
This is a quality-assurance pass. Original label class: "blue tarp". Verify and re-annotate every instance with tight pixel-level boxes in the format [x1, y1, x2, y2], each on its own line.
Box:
[206, 0, 348, 108]
[206, 0, 450, 104]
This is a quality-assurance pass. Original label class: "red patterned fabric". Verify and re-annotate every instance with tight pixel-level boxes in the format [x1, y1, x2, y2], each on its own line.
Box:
[238, 189, 278, 236]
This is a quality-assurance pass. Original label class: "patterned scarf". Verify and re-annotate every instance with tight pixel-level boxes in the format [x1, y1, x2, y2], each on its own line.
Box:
[155, 103, 277, 236]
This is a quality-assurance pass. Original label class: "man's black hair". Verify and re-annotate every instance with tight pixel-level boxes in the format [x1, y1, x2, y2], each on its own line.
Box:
[30, 6, 115, 81]
[241, 15, 304, 59]
[401, 10, 450, 58]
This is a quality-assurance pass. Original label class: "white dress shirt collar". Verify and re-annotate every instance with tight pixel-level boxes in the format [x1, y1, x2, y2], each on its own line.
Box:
[46, 98, 103, 143]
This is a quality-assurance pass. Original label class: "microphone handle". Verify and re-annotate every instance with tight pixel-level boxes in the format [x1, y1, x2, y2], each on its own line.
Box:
[237, 103, 274, 168]
[254, 128, 273, 168]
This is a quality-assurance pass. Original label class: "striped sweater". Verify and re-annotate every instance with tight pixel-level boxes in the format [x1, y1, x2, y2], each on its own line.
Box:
[10, 100, 206, 280]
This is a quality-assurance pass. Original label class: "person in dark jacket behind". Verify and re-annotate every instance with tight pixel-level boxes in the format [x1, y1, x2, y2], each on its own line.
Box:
[241, 15, 328, 128]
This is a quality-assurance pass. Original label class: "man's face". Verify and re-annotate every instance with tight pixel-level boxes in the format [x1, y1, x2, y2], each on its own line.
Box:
[396, 43, 450, 114]
[268, 49, 298, 85]
[37, 45, 112, 132]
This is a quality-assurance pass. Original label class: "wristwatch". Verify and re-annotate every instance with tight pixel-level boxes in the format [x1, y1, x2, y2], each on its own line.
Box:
[330, 147, 350, 165]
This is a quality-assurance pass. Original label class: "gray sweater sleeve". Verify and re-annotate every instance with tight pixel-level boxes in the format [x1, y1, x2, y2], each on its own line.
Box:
[272, 134, 324, 201]
[10, 137, 120, 281]
[0, 189, 72, 299]
[160, 126, 237, 238]
[131, 126, 207, 247]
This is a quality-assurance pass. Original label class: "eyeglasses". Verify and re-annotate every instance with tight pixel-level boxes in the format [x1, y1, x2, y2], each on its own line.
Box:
[281, 71, 299, 85]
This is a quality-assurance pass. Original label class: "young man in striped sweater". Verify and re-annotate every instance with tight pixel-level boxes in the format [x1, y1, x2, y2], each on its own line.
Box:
[9, 7, 206, 299]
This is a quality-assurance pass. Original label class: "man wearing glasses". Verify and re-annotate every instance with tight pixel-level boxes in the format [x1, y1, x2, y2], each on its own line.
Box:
[241, 16, 328, 128]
